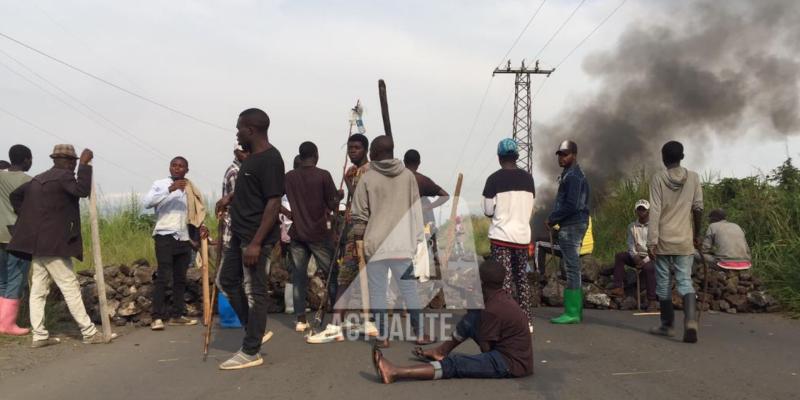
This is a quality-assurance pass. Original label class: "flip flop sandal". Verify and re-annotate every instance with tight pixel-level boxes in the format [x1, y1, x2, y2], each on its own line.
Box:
[411, 346, 436, 362]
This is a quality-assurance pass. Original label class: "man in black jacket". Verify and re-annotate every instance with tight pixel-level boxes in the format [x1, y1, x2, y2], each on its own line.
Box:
[9, 144, 111, 347]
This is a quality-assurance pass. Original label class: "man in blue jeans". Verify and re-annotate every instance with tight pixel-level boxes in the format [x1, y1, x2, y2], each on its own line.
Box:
[351, 136, 429, 347]
[372, 260, 533, 383]
[545, 140, 590, 325]
[0, 144, 33, 336]
[284, 141, 341, 334]
[647, 141, 703, 343]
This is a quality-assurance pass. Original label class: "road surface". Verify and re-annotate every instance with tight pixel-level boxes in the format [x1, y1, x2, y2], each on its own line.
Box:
[1, 308, 797, 400]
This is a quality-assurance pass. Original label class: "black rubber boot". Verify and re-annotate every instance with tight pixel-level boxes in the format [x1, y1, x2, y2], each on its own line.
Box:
[683, 294, 698, 343]
[649, 299, 675, 337]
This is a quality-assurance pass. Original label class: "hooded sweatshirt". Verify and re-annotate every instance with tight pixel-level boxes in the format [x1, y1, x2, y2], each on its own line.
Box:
[351, 159, 425, 262]
[647, 166, 703, 255]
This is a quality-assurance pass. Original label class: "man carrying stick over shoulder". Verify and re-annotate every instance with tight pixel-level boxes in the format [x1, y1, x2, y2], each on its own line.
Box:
[648, 141, 703, 343]
[9, 145, 113, 347]
[215, 108, 285, 370]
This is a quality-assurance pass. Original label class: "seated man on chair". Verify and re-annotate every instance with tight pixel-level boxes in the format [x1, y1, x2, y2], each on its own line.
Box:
[697, 209, 751, 269]
[609, 199, 658, 312]
[372, 259, 533, 383]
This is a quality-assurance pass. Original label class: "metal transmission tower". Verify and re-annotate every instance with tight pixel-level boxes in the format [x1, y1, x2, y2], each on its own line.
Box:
[492, 60, 554, 173]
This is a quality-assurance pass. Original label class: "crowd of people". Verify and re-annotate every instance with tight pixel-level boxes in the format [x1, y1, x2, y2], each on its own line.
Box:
[0, 108, 752, 381]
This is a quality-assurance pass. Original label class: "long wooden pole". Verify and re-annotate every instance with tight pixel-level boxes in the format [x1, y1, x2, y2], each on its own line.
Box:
[355, 240, 371, 332]
[440, 173, 464, 271]
[378, 79, 392, 137]
[201, 238, 211, 326]
[89, 175, 113, 342]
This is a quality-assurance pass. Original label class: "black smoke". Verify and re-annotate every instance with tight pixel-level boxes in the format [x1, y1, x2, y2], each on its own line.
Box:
[533, 0, 800, 228]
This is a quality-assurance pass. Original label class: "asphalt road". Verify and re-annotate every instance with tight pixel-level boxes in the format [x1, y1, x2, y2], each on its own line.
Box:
[1, 308, 798, 400]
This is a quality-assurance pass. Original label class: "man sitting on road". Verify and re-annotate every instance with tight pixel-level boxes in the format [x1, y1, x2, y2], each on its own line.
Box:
[372, 259, 533, 383]
[609, 199, 658, 312]
[697, 209, 751, 267]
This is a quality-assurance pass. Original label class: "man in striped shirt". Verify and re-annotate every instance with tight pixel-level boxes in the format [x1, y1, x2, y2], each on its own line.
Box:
[482, 138, 535, 333]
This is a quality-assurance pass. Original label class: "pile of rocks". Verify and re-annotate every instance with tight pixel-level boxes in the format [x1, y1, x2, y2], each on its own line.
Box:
[71, 250, 333, 327]
[534, 256, 779, 313]
[74, 260, 200, 327]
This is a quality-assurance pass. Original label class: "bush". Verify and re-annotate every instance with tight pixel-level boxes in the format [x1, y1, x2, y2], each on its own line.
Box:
[591, 159, 800, 317]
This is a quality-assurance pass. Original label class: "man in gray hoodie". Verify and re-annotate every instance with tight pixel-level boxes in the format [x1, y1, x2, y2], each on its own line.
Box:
[351, 135, 427, 347]
[647, 141, 703, 343]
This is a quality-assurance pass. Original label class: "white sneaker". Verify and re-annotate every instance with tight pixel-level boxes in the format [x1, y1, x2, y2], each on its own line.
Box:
[306, 324, 344, 344]
[295, 321, 310, 332]
[341, 320, 361, 332]
[151, 319, 165, 331]
[529, 323, 534, 334]
[358, 321, 378, 337]
[262, 331, 274, 344]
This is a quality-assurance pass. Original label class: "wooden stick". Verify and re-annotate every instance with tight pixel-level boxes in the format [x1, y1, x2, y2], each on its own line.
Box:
[440, 173, 464, 272]
[203, 283, 217, 361]
[355, 240, 370, 328]
[201, 238, 211, 326]
[88, 175, 113, 342]
[378, 79, 392, 137]
[636, 270, 642, 312]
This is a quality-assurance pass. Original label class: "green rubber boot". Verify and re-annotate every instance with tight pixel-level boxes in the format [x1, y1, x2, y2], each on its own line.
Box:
[550, 288, 583, 324]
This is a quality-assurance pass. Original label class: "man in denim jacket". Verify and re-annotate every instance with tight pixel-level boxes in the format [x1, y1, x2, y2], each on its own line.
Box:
[545, 140, 590, 325]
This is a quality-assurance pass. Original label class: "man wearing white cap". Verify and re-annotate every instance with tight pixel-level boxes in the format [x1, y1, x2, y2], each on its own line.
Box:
[609, 199, 658, 312]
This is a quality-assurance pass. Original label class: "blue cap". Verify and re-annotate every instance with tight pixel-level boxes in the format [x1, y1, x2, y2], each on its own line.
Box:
[497, 138, 518, 156]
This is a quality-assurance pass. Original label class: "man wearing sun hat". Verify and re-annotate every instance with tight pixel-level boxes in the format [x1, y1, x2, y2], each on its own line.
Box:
[8, 144, 112, 347]
[546, 140, 590, 325]
[482, 138, 535, 333]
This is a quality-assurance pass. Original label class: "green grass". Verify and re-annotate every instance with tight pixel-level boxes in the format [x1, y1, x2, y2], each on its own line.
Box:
[588, 159, 800, 317]
[74, 193, 219, 271]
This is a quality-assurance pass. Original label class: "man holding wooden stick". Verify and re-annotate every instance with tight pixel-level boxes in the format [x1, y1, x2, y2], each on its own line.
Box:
[8, 145, 110, 347]
[215, 108, 284, 370]
[143, 156, 203, 331]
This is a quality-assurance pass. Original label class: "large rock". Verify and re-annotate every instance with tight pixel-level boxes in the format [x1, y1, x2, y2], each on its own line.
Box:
[542, 279, 564, 306]
[725, 294, 748, 311]
[581, 256, 603, 283]
[134, 265, 155, 285]
[747, 291, 776, 308]
[584, 285, 611, 308]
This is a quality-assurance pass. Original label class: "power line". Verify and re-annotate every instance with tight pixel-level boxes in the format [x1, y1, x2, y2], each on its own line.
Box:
[0, 31, 228, 132]
[464, 88, 515, 189]
[0, 105, 149, 183]
[554, 0, 627, 69]
[0, 51, 171, 160]
[532, 0, 628, 101]
[448, 1, 548, 183]
[529, 0, 587, 63]
[496, 0, 548, 68]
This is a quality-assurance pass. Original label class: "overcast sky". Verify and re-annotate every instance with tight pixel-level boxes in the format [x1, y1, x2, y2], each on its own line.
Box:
[1, 0, 798, 214]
